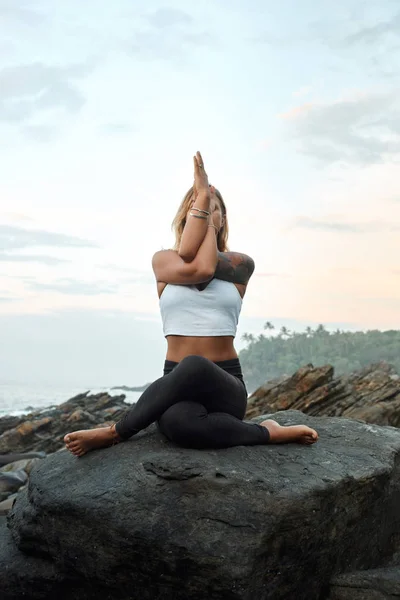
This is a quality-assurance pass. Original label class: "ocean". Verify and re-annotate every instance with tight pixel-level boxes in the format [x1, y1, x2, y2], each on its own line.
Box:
[0, 382, 142, 417]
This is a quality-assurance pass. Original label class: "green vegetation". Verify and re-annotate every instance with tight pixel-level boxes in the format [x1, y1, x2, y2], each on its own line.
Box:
[239, 323, 400, 393]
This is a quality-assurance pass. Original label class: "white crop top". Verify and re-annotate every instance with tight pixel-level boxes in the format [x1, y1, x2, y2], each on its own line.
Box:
[159, 278, 243, 337]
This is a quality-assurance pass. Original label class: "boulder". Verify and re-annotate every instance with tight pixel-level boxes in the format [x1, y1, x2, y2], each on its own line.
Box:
[246, 362, 400, 428]
[327, 565, 400, 599]
[0, 523, 68, 600]
[3, 411, 400, 600]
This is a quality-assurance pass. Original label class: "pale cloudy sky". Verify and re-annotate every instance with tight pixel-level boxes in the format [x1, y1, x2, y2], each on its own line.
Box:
[0, 0, 399, 387]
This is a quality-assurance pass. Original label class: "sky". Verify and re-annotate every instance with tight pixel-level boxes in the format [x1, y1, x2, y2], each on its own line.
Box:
[0, 0, 399, 387]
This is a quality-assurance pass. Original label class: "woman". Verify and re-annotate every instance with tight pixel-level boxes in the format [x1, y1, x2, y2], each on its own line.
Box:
[64, 152, 318, 456]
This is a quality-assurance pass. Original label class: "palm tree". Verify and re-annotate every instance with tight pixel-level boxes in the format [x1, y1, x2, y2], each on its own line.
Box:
[242, 333, 255, 343]
[280, 326, 290, 338]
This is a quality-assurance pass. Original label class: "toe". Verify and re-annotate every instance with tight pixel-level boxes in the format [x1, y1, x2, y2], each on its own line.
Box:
[64, 435, 71, 443]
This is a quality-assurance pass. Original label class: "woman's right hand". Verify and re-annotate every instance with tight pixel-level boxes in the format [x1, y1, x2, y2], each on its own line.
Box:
[193, 151, 210, 198]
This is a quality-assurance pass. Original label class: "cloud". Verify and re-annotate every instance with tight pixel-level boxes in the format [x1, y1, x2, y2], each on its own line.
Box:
[0, 224, 98, 251]
[0, 61, 93, 125]
[0, 0, 46, 25]
[123, 274, 155, 285]
[146, 8, 192, 29]
[128, 32, 213, 62]
[98, 263, 153, 281]
[28, 278, 118, 296]
[0, 296, 18, 302]
[281, 91, 400, 165]
[289, 216, 400, 233]
[293, 85, 312, 98]
[0, 253, 67, 265]
[98, 263, 135, 274]
[343, 13, 400, 46]
[21, 124, 59, 142]
[128, 8, 214, 62]
[100, 123, 135, 135]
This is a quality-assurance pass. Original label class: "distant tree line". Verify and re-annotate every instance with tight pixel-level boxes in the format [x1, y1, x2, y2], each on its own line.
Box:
[239, 323, 400, 393]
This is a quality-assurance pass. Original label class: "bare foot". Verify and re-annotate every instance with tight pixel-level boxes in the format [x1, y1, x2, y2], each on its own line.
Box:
[261, 419, 318, 445]
[64, 424, 121, 457]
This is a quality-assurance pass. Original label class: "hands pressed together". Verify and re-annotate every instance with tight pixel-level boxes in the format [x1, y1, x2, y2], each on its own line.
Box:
[192, 151, 222, 233]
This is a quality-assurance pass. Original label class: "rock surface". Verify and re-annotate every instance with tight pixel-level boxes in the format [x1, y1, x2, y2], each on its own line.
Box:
[246, 361, 400, 428]
[1, 524, 68, 600]
[0, 392, 129, 513]
[327, 565, 400, 599]
[2, 410, 400, 600]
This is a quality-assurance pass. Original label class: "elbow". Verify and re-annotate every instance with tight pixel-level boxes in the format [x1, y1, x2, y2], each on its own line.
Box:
[178, 249, 196, 262]
[196, 266, 215, 282]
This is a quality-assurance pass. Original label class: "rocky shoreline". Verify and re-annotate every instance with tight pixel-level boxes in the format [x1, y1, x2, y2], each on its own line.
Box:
[1, 362, 400, 598]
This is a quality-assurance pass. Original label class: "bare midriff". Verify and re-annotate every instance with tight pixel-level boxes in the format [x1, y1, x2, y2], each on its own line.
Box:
[165, 335, 238, 363]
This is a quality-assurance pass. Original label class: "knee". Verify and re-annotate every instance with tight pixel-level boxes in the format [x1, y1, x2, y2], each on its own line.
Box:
[177, 355, 211, 377]
[159, 402, 205, 447]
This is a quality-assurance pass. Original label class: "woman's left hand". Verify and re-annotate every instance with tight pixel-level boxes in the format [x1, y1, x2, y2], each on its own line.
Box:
[193, 151, 210, 198]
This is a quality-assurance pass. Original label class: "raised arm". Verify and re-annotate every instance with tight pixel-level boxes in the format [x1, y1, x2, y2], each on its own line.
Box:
[153, 225, 219, 285]
[177, 152, 211, 262]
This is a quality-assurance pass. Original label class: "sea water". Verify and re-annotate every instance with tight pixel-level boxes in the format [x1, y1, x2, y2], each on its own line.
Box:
[0, 382, 142, 417]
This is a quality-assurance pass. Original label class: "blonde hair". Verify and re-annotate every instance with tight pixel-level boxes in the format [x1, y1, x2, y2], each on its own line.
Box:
[172, 186, 229, 252]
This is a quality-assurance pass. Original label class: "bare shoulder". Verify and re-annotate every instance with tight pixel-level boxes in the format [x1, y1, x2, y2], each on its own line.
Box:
[214, 251, 255, 285]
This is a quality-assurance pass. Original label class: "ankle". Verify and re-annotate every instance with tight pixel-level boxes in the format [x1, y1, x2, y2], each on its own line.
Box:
[109, 423, 122, 443]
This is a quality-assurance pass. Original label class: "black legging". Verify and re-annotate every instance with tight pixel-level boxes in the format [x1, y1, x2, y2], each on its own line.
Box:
[115, 355, 269, 449]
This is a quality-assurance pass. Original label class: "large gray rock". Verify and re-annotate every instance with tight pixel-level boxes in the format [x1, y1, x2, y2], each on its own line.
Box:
[328, 566, 400, 599]
[0, 523, 65, 600]
[3, 411, 400, 600]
